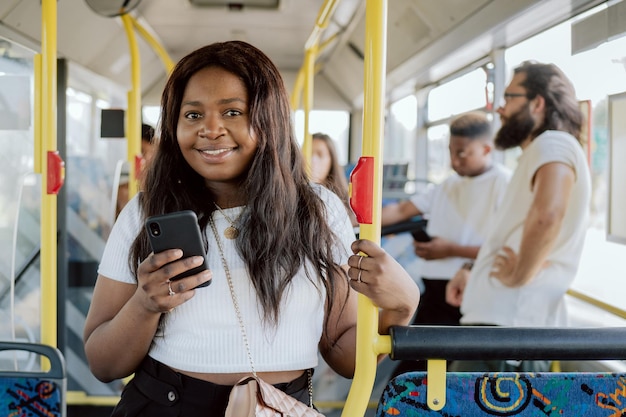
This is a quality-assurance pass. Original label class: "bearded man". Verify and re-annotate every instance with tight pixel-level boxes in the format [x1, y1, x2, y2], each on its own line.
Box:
[445, 61, 591, 372]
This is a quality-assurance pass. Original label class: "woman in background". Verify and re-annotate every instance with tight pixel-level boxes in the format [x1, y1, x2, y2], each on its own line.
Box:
[311, 132, 358, 226]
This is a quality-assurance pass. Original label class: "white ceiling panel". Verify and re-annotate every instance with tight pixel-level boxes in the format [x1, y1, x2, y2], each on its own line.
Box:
[0, 0, 607, 110]
[0, 0, 22, 20]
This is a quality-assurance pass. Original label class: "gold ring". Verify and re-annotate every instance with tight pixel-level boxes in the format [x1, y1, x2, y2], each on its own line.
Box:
[357, 269, 362, 283]
[357, 255, 363, 270]
[168, 281, 176, 296]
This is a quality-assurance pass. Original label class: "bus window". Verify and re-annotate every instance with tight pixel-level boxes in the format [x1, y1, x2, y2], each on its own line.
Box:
[428, 68, 488, 122]
[426, 124, 450, 185]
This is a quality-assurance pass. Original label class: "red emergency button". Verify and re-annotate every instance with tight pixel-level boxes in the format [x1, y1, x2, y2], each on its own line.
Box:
[349, 156, 374, 224]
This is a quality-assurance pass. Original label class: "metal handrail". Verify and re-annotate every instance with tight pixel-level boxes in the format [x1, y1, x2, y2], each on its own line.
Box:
[129, 15, 175, 73]
[291, 0, 341, 164]
[39, 0, 60, 350]
[341, 1, 388, 416]
[119, 12, 176, 201]
[390, 326, 626, 361]
[13, 247, 41, 285]
[566, 288, 626, 320]
[120, 14, 141, 200]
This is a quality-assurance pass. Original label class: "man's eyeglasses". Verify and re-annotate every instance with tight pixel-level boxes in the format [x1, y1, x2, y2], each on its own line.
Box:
[503, 92, 528, 101]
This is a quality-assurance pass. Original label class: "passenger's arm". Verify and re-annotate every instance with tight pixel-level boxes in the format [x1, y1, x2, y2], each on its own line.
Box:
[381, 200, 421, 226]
[320, 240, 420, 378]
[319, 267, 358, 378]
[83, 250, 211, 382]
[414, 238, 480, 260]
[83, 276, 161, 382]
[493, 162, 575, 287]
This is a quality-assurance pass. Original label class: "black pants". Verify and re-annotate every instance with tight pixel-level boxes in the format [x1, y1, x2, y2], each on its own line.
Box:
[111, 356, 310, 417]
[389, 278, 461, 378]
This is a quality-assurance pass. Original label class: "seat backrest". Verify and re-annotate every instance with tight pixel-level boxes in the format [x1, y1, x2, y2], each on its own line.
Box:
[0, 341, 66, 417]
[377, 371, 626, 416]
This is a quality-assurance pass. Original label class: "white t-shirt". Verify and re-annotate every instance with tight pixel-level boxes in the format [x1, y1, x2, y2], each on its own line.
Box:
[461, 131, 591, 327]
[410, 163, 511, 280]
[98, 185, 356, 373]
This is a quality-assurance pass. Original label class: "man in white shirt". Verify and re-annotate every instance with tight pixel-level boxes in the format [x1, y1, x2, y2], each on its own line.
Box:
[446, 61, 591, 372]
[382, 111, 511, 376]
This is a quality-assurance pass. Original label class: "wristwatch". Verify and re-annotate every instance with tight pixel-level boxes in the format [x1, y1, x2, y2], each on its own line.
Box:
[462, 261, 474, 271]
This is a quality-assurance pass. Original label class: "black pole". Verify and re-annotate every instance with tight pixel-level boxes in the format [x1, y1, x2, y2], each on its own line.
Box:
[390, 325, 626, 361]
[56, 58, 68, 355]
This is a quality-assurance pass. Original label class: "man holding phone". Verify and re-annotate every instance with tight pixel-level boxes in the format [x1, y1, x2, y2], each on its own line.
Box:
[381, 111, 511, 376]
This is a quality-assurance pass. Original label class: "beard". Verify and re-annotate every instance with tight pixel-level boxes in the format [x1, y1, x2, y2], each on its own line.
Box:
[495, 104, 536, 150]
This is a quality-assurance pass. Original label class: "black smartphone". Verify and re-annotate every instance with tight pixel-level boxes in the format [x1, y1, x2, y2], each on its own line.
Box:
[145, 210, 211, 287]
[411, 227, 432, 242]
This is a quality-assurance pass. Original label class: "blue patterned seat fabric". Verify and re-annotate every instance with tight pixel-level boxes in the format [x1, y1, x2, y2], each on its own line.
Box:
[0, 376, 63, 416]
[377, 371, 626, 416]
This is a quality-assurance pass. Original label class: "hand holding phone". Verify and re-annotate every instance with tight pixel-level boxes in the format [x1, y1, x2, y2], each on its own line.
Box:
[410, 227, 432, 242]
[145, 210, 211, 287]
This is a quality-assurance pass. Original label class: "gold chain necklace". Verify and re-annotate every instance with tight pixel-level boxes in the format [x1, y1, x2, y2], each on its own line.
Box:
[214, 203, 243, 239]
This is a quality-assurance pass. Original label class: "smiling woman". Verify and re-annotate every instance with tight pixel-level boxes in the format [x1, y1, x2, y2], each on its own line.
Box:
[176, 66, 257, 194]
[82, 40, 419, 416]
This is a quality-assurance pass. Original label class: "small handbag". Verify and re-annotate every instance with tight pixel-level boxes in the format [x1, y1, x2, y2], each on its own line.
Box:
[225, 373, 324, 417]
[209, 218, 324, 417]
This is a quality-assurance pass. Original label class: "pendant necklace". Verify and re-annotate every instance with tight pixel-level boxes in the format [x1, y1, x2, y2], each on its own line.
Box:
[214, 203, 242, 239]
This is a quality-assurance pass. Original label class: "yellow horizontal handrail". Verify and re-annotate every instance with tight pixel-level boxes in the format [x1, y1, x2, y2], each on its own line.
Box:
[305, 0, 339, 50]
[566, 288, 626, 320]
[129, 14, 175, 73]
[67, 391, 120, 406]
[319, 32, 339, 54]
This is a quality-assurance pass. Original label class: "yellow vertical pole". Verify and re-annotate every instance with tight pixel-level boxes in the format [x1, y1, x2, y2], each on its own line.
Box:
[290, 68, 304, 110]
[299, 0, 340, 171]
[302, 45, 317, 170]
[40, 0, 58, 349]
[342, 0, 387, 415]
[121, 14, 142, 198]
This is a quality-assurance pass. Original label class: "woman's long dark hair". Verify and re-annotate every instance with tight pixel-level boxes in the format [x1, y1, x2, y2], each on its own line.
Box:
[515, 61, 583, 145]
[130, 41, 346, 329]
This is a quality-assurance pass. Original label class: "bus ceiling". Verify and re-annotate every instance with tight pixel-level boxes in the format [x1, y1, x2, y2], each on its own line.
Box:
[0, 0, 605, 110]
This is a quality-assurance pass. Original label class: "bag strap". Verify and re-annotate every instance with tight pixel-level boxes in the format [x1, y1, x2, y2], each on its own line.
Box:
[209, 216, 314, 407]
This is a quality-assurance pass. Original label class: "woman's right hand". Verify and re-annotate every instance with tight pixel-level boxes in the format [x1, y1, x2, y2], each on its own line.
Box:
[83, 250, 211, 382]
[135, 249, 212, 313]
[347, 239, 420, 330]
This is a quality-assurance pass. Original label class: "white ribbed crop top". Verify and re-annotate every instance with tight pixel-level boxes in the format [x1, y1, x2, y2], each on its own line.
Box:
[97, 185, 355, 373]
